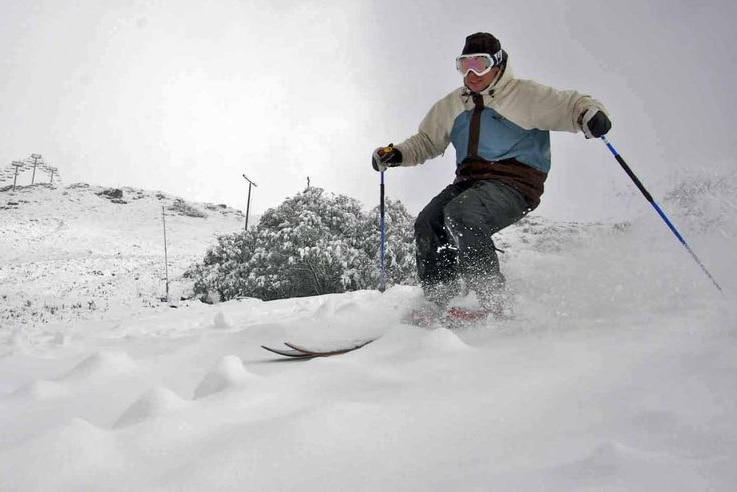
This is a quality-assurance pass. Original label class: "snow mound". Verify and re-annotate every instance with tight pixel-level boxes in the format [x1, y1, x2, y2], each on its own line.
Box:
[60, 351, 139, 383]
[575, 440, 672, 471]
[211, 311, 231, 330]
[314, 297, 339, 319]
[0, 418, 119, 490]
[333, 299, 366, 316]
[193, 355, 257, 399]
[422, 327, 472, 352]
[10, 379, 68, 401]
[114, 387, 190, 428]
[547, 440, 697, 489]
[373, 326, 471, 359]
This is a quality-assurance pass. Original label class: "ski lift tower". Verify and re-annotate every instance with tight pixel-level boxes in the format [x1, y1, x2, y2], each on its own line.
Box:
[30, 154, 43, 184]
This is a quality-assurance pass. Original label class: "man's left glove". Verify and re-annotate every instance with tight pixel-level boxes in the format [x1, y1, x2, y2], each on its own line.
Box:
[580, 108, 612, 139]
[371, 144, 403, 172]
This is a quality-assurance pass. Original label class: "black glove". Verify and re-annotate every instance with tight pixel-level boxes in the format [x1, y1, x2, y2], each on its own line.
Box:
[580, 108, 612, 139]
[371, 144, 403, 172]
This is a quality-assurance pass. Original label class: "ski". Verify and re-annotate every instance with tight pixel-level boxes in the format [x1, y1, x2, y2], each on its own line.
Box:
[261, 339, 375, 359]
[261, 344, 316, 358]
[285, 339, 375, 356]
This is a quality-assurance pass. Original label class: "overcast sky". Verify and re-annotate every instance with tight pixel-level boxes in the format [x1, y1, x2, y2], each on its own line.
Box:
[2, 0, 736, 221]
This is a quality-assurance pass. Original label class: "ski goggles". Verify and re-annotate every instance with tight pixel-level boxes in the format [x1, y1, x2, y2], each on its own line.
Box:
[455, 50, 504, 76]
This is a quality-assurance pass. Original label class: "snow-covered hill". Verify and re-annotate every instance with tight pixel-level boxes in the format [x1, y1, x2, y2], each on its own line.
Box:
[1, 176, 736, 491]
[0, 183, 245, 339]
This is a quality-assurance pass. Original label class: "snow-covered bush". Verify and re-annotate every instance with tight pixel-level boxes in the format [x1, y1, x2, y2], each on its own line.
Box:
[168, 198, 208, 218]
[186, 187, 416, 302]
[367, 197, 417, 287]
[98, 188, 123, 200]
[186, 231, 257, 302]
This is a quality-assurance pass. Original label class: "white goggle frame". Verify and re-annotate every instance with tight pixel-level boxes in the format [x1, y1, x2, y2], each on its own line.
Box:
[455, 50, 504, 76]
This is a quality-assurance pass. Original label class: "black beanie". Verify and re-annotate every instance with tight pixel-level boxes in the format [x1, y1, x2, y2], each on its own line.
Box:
[461, 32, 501, 55]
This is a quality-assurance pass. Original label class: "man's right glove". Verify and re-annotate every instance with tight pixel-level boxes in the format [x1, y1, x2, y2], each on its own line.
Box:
[371, 144, 403, 172]
[580, 108, 612, 139]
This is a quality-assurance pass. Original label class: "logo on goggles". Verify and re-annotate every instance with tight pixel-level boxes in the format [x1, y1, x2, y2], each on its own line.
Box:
[455, 50, 504, 76]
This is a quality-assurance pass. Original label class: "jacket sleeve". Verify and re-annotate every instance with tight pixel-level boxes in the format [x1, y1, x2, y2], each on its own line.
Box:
[394, 90, 462, 166]
[497, 79, 608, 133]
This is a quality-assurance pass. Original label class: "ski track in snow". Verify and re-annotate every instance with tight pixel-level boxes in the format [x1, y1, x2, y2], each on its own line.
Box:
[1, 182, 736, 491]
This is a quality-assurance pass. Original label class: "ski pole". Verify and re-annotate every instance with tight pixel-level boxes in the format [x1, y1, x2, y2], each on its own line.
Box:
[379, 170, 387, 292]
[600, 136, 722, 291]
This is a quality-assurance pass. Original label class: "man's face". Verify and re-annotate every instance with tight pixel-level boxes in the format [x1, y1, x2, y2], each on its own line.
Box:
[464, 66, 501, 93]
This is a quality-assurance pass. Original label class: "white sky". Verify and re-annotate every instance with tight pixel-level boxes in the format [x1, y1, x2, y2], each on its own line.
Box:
[2, 0, 736, 221]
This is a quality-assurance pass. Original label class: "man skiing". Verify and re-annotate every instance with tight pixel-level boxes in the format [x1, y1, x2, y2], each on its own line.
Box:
[372, 32, 611, 318]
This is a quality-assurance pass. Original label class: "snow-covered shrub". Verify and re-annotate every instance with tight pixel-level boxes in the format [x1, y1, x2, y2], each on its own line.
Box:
[185, 230, 257, 302]
[366, 197, 417, 288]
[168, 198, 208, 218]
[97, 188, 123, 199]
[186, 187, 417, 302]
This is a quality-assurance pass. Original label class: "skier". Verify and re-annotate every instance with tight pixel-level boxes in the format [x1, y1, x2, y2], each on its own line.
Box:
[372, 32, 611, 318]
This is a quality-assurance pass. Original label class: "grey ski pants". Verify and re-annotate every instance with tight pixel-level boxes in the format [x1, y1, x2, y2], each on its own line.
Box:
[414, 180, 529, 305]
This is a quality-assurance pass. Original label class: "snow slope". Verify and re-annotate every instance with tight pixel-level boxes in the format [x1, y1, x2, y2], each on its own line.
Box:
[0, 183, 245, 344]
[1, 177, 736, 491]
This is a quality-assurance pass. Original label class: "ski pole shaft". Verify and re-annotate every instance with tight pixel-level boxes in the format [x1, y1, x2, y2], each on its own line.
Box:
[600, 136, 722, 291]
[379, 170, 386, 292]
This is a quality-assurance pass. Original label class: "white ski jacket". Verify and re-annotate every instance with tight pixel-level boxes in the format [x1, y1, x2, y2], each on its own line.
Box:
[394, 61, 608, 170]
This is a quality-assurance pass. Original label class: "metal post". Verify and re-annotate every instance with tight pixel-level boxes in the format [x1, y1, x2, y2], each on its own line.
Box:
[242, 174, 258, 230]
[245, 183, 252, 230]
[162, 206, 170, 302]
[11, 161, 23, 191]
[30, 154, 42, 185]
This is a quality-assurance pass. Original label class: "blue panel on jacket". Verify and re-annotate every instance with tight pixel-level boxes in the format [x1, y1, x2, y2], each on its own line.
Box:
[450, 106, 551, 173]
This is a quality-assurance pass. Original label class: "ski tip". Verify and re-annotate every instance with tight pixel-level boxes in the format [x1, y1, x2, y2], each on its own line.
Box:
[283, 338, 376, 357]
[260, 345, 315, 358]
